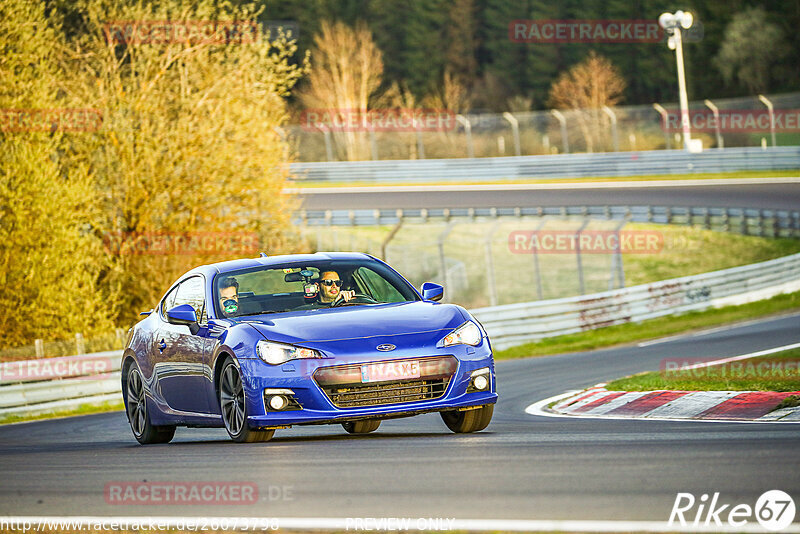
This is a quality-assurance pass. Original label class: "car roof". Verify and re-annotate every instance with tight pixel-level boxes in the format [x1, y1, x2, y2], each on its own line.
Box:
[185, 252, 375, 278]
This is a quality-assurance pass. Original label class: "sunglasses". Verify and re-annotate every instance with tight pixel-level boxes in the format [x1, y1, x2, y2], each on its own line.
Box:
[321, 279, 342, 287]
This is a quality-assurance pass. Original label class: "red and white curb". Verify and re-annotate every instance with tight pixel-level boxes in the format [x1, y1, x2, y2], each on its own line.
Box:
[527, 342, 800, 423]
[535, 386, 800, 422]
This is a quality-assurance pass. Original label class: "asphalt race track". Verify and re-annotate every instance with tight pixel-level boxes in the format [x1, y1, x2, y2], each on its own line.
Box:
[297, 181, 800, 211]
[1, 313, 799, 522]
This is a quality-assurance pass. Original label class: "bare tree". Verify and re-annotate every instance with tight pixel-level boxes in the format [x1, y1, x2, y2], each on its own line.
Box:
[548, 52, 626, 152]
[300, 21, 384, 161]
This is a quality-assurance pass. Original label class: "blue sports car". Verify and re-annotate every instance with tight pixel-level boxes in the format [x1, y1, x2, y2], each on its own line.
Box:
[122, 252, 497, 443]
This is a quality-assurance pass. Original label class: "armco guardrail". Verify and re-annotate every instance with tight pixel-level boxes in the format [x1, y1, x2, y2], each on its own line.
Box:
[472, 252, 800, 350]
[2, 253, 799, 418]
[295, 205, 800, 238]
[0, 351, 122, 420]
[289, 146, 800, 183]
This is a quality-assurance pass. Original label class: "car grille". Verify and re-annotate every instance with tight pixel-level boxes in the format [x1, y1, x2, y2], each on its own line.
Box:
[323, 378, 450, 408]
[314, 355, 457, 409]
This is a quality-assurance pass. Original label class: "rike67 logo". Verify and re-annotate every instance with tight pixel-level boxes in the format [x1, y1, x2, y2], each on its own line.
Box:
[669, 490, 796, 531]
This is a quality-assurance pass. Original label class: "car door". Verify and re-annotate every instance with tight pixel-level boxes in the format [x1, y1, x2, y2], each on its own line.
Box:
[155, 275, 214, 414]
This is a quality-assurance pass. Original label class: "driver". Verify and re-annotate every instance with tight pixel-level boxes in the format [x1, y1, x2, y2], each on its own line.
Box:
[219, 276, 240, 317]
[318, 270, 354, 306]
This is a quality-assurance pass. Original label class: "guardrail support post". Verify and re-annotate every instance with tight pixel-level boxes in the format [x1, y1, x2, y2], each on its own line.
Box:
[550, 109, 569, 154]
[75, 333, 85, 355]
[35, 339, 44, 358]
[502, 112, 522, 156]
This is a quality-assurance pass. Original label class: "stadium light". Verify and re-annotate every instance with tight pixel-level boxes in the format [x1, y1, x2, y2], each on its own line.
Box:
[659, 10, 701, 152]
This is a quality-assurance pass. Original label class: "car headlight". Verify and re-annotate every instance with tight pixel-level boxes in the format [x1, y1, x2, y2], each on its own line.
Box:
[440, 321, 482, 347]
[256, 340, 322, 365]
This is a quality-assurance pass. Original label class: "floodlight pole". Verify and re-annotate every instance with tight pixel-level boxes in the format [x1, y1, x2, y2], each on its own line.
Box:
[660, 11, 695, 151]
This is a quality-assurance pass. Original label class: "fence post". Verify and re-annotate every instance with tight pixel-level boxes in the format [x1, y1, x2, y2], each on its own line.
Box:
[380, 214, 404, 260]
[502, 112, 522, 156]
[758, 95, 777, 147]
[35, 339, 44, 359]
[550, 109, 569, 154]
[653, 103, 672, 149]
[456, 115, 474, 158]
[703, 99, 724, 149]
[531, 218, 547, 300]
[602, 106, 619, 152]
[575, 219, 590, 295]
[437, 222, 456, 299]
[484, 222, 502, 307]
[75, 333, 85, 355]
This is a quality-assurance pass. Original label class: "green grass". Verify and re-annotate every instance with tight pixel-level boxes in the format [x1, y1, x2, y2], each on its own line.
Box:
[0, 399, 124, 425]
[494, 290, 800, 360]
[605, 348, 800, 392]
[288, 168, 800, 188]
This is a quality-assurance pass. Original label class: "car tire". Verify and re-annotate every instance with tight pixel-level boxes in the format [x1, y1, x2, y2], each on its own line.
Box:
[219, 359, 275, 443]
[342, 419, 381, 434]
[125, 363, 175, 445]
[440, 404, 494, 433]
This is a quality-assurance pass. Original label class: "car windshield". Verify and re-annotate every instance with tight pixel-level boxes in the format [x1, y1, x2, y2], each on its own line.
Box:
[214, 259, 420, 317]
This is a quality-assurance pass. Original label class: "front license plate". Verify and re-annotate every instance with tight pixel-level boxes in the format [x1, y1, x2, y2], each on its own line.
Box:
[361, 360, 421, 383]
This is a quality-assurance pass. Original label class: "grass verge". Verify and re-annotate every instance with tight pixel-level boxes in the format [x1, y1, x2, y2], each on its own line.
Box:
[494, 290, 800, 360]
[0, 399, 124, 425]
[605, 348, 800, 392]
[289, 168, 800, 189]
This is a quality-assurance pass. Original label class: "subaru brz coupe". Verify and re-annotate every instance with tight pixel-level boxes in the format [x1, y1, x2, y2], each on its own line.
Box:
[122, 253, 497, 443]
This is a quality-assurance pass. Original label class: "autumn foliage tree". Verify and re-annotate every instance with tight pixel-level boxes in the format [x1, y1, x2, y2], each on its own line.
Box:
[298, 20, 383, 161]
[1, 0, 307, 348]
[548, 52, 626, 153]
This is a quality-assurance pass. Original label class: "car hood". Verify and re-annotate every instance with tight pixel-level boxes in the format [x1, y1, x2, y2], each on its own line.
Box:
[238, 301, 467, 345]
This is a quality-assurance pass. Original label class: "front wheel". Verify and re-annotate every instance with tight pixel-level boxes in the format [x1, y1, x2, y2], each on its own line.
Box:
[342, 419, 381, 434]
[441, 404, 493, 433]
[125, 363, 175, 445]
[219, 359, 274, 443]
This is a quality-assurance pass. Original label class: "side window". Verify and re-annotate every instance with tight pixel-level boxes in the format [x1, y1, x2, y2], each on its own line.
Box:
[160, 285, 179, 317]
[356, 267, 406, 303]
[172, 276, 207, 325]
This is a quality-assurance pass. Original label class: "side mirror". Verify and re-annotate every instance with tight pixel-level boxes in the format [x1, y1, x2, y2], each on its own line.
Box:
[421, 282, 444, 302]
[166, 304, 200, 334]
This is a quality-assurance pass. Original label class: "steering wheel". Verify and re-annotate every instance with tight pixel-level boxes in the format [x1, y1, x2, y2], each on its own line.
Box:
[331, 293, 379, 307]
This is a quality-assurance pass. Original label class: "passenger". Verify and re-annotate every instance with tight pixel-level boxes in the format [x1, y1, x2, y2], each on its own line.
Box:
[218, 276, 240, 317]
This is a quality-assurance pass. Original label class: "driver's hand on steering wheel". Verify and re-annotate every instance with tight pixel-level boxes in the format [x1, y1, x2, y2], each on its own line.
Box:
[335, 290, 355, 304]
